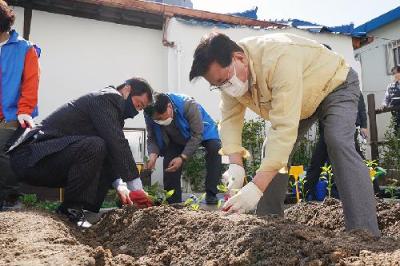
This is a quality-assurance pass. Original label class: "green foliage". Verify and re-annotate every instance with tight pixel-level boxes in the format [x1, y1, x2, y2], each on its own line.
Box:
[182, 149, 206, 192]
[320, 163, 334, 198]
[242, 118, 266, 177]
[36, 201, 60, 212]
[144, 182, 174, 205]
[19, 194, 38, 207]
[289, 175, 308, 201]
[217, 184, 228, 193]
[184, 193, 206, 211]
[385, 179, 399, 199]
[381, 118, 400, 179]
[298, 175, 308, 200]
[19, 194, 59, 211]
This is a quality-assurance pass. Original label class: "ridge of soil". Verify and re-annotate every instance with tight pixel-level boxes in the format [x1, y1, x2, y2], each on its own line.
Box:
[1, 202, 400, 265]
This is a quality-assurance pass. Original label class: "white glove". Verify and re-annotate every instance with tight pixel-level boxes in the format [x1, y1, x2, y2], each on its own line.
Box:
[127, 178, 143, 191]
[112, 179, 129, 193]
[222, 182, 263, 214]
[113, 180, 132, 206]
[17, 114, 35, 128]
[222, 164, 245, 191]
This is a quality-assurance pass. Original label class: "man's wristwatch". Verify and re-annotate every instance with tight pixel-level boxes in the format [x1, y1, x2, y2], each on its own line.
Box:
[179, 154, 187, 161]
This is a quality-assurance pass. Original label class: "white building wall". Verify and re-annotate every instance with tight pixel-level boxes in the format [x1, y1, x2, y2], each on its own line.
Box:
[355, 19, 400, 140]
[17, 9, 168, 129]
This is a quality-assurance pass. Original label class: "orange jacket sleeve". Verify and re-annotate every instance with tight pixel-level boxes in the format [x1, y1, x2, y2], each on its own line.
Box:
[17, 46, 40, 115]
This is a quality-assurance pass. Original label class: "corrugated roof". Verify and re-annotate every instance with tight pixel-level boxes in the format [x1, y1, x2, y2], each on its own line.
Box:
[354, 6, 400, 34]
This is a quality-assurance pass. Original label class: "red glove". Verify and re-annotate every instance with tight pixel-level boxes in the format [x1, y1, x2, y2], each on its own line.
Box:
[129, 190, 153, 208]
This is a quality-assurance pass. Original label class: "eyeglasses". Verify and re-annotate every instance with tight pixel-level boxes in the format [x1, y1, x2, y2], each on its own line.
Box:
[209, 63, 234, 91]
[209, 80, 233, 91]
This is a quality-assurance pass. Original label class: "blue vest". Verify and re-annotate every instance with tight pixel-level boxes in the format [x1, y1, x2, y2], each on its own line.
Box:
[145, 93, 219, 151]
[1, 30, 41, 121]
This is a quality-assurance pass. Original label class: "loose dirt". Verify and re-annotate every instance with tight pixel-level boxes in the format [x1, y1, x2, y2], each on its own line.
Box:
[1, 202, 400, 265]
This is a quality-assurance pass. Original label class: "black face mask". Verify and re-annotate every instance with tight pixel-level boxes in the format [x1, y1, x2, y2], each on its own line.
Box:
[123, 95, 139, 119]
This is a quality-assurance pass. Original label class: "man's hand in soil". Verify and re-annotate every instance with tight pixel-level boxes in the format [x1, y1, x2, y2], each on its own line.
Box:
[116, 185, 133, 206]
[223, 170, 277, 213]
[222, 164, 246, 193]
[145, 153, 158, 170]
[165, 157, 183, 172]
[222, 182, 263, 213]
[129, 190, 153, 208]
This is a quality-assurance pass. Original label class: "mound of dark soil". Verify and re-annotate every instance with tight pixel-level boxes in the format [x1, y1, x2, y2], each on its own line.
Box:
[285, 198, 400, 239]
[89, 205, 400, 265]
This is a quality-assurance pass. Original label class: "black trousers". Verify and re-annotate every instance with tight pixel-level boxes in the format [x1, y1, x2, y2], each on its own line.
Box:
[0, 125, 20, 203]
[163, 139, 221, 203]
[304, 124, 380, 199]
[11, 136, 114, 212]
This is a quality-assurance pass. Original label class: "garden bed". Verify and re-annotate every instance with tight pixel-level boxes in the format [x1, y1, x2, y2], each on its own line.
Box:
[285, 197, 400, 239]
[1, 201, 400, 265]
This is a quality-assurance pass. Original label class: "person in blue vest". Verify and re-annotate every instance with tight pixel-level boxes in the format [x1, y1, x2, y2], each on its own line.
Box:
[0, 0, 40, 210]
[144, 92, 221, 204]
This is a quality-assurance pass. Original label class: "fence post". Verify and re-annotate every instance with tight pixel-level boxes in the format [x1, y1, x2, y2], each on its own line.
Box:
[367, 94, 379, 160]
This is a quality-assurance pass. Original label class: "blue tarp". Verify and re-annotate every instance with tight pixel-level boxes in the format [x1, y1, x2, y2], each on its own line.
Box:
[229, 7, 258, 20]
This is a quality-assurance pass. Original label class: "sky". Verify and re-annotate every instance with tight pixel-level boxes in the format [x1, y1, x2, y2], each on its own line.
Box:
[192, 0, 400, 27]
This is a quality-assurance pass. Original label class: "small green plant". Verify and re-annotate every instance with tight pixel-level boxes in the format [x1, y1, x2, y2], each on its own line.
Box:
[144, 182, 175, 205]
[289, 176, 308, 201]
[385, 179, 399, 199]
[19, 194, 38, 207]
[217, 184, 228, 193]
[381, 118, 400, 179]
[36, 201, 60, 212]
[298, 175, 308, 201]
[365, 160, 378, 169]
[184, 193, 206, 211]
[19, 194, 60, 211]
[320, 163, 334, 198]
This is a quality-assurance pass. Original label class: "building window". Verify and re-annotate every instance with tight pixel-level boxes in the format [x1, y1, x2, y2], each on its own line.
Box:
[386, 39, 400, 74]
[394, 46, 400, 67]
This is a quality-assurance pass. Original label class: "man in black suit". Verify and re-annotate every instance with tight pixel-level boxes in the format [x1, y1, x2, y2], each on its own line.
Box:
[8, 78, 153, 227]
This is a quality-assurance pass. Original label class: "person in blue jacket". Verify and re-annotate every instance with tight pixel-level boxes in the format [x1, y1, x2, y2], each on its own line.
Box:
[0, 0, 40, 210]
[144, 93, 221, 204]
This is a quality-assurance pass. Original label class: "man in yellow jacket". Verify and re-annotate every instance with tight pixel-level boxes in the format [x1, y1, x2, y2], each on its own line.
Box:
[189, 32, 380, 236]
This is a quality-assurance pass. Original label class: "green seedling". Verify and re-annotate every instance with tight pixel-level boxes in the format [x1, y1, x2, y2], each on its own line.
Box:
[184, 193, 206, 211]
[19, 194, 38, 207]
[385, 179, 398, 199]
[298, 175, 308, 201]
[217, 184, 228, 193]
[19, 194, 60, 211]
[320, 163, 334, 198]
[144, 182, 174, 205]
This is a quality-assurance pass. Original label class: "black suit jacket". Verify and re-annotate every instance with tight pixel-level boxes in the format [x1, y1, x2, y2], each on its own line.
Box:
[11, 87, 138, 181]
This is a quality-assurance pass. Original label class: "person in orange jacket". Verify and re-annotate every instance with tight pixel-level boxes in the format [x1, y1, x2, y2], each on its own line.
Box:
[0, 0, 40, 210]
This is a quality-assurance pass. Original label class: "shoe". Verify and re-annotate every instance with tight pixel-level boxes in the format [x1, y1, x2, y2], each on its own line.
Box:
[56, 204, 92, 228]
[205, 194, 219, 205]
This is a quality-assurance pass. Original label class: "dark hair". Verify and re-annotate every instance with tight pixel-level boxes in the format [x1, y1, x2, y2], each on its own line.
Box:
[189, 32, 243, 81]
[392, 66, 400, 74]
[116, 77, 153, 102]
[144, 93, 170, 117]
[0, 0, 15, 33]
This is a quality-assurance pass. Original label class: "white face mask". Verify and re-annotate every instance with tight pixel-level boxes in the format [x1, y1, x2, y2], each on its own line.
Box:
[219, 62, 248, 98]
[154, 117, 173, 126]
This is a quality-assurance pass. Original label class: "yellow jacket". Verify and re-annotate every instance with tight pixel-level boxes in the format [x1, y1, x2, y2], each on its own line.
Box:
[219, 33, 350, 172]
